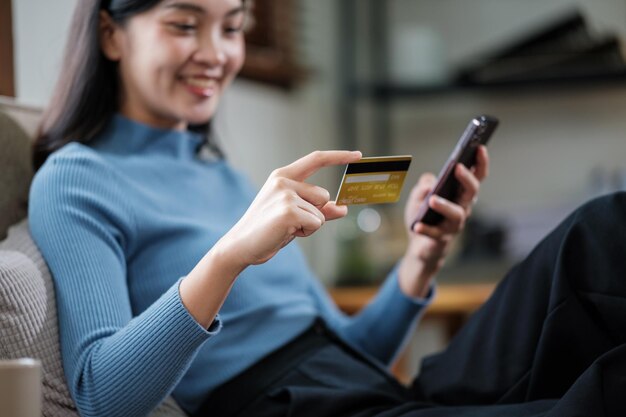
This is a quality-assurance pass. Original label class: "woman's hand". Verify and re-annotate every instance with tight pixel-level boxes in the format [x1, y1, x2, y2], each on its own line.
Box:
[218, 150, 362, 269]
[398, 146, 489, 298]
[182, 150, 361, 328]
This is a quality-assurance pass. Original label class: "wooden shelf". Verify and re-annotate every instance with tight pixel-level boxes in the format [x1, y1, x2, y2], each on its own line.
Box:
[350, 71, 626, 100]
[330, 282, 497, 342]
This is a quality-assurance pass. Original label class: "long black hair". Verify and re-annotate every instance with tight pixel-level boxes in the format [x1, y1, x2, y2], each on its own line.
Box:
[33, 0, 242, 170]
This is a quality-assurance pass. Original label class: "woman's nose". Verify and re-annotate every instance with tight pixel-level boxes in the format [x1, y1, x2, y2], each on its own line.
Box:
[195, 34, 227, 67]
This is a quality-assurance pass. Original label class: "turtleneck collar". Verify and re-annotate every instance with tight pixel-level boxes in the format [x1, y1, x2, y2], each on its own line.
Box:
[91, 114, 205, 160]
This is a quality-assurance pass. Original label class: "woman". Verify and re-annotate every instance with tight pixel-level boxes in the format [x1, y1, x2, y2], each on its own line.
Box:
[29, 0, 626, 417]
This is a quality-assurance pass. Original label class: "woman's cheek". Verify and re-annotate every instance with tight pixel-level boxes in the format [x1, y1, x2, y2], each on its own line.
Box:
[227, 40, 246, 72]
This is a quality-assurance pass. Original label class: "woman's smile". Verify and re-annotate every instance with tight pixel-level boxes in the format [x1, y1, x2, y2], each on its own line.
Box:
[179, 75, 219, 98]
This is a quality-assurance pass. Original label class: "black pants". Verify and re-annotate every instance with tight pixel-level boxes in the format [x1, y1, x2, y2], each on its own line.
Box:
[194, 192, 626, 417]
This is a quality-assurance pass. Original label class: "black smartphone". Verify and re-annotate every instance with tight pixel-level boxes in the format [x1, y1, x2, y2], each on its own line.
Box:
[411, 115, 499, 229]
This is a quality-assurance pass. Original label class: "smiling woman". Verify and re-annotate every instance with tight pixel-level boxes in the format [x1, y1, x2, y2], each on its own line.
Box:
[28, 2, 475, 416]
[99, 0, 247, 129]
[33, 0, 250, 169]
[25, 1, 626, 417]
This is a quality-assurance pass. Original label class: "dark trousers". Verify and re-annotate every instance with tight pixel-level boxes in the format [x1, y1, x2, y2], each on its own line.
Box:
[194, 192, 626, 417]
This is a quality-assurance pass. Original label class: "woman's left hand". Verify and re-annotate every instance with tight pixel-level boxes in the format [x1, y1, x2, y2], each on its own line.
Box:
[398, 146, 489, 298]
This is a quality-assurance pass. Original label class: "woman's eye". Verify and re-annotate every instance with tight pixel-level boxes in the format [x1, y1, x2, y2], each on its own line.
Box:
[224, 15, 245, 35]
[224, 26, 243, 34]
[171, 23, 197, 33]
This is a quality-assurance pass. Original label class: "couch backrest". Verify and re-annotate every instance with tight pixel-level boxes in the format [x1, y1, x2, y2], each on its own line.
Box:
[0, 108, 33, 239]
[0, 96, 42, 137]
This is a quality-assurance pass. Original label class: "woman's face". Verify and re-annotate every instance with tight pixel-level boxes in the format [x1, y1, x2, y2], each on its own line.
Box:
[101, 0, 246, 129]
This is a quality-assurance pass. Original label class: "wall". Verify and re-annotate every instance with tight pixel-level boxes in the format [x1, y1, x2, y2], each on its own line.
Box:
[12, 0, 77, 106]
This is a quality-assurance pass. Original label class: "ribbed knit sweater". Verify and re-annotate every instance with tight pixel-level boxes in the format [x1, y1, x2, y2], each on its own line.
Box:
[28, 115, 432, 417]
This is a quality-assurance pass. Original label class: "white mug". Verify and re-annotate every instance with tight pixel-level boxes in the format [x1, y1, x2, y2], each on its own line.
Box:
[0, 358, 42, 417]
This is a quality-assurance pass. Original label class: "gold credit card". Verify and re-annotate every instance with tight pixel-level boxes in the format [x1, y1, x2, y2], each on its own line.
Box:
[336, 155, 412, 205]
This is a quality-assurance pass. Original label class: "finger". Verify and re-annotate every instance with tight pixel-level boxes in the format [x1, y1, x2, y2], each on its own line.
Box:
[292, 208, 324, 237]
[428, 195, 465, 230]
[472, 145, 489, 181]
[455, 164, 480, 208]
[288, 180, 331, 209]
[410, 173, 437, 203]
[411, 196, 464, 235]
[413, 222, 454, 243]
[296, 197, 326, 227]
[406, 174, 436, 223]
[276, 150, 362, 182]
[320, 201, 348, 221]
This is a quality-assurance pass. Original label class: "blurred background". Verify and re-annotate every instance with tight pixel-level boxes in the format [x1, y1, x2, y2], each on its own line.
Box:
[3, 0, 626, 378]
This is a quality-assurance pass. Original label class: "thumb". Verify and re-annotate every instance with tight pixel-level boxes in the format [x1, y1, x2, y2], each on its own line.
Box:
[414, 173, 437, 201]
[320, 201, 348, 221]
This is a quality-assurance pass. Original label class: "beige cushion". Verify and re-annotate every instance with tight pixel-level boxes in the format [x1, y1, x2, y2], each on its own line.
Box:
[0, 222, 188, 416]
[0, 111, 32, 239]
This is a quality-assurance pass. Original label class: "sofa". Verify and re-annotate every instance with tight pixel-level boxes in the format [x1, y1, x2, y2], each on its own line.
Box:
[0, 99, 188, 417]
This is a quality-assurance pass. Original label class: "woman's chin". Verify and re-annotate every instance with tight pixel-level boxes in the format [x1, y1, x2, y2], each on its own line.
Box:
[182, 103, 218, 126]
[183, 110, 215, 126]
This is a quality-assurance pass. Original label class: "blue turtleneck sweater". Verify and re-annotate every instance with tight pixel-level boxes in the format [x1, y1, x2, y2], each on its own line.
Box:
[29, 115, 432, 417]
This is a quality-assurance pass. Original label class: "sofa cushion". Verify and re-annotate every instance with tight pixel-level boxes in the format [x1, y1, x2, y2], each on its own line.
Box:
[0, 111, 32, 239]
[0, 220, 188, 417]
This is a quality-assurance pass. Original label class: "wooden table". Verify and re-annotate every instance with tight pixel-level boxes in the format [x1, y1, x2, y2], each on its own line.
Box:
[330, 282, 495, 314]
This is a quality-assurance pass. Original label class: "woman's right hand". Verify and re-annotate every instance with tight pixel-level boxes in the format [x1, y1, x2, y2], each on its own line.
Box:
[181, 150, 361, 328]
[217, 150, 362, 268]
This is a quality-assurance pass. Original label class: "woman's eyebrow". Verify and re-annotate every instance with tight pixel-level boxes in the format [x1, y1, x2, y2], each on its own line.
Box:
[164, 2, 205, 14]
[163, 2, 245, 17]
[226, 6, 246, 17]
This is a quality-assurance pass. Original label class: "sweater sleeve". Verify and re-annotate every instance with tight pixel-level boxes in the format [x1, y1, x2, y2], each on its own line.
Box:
[28, 148, 218, 417]
[309, 265, 435, 367]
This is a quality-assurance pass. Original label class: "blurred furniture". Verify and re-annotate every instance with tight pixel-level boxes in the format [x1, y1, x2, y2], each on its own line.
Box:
[240, 0, 302, 88]
[0, 0, 14, 96]
[336, 0, 626, 153]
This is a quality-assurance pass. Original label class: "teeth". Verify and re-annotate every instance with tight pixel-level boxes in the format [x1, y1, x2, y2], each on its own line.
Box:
[185, 78, 217, 89]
